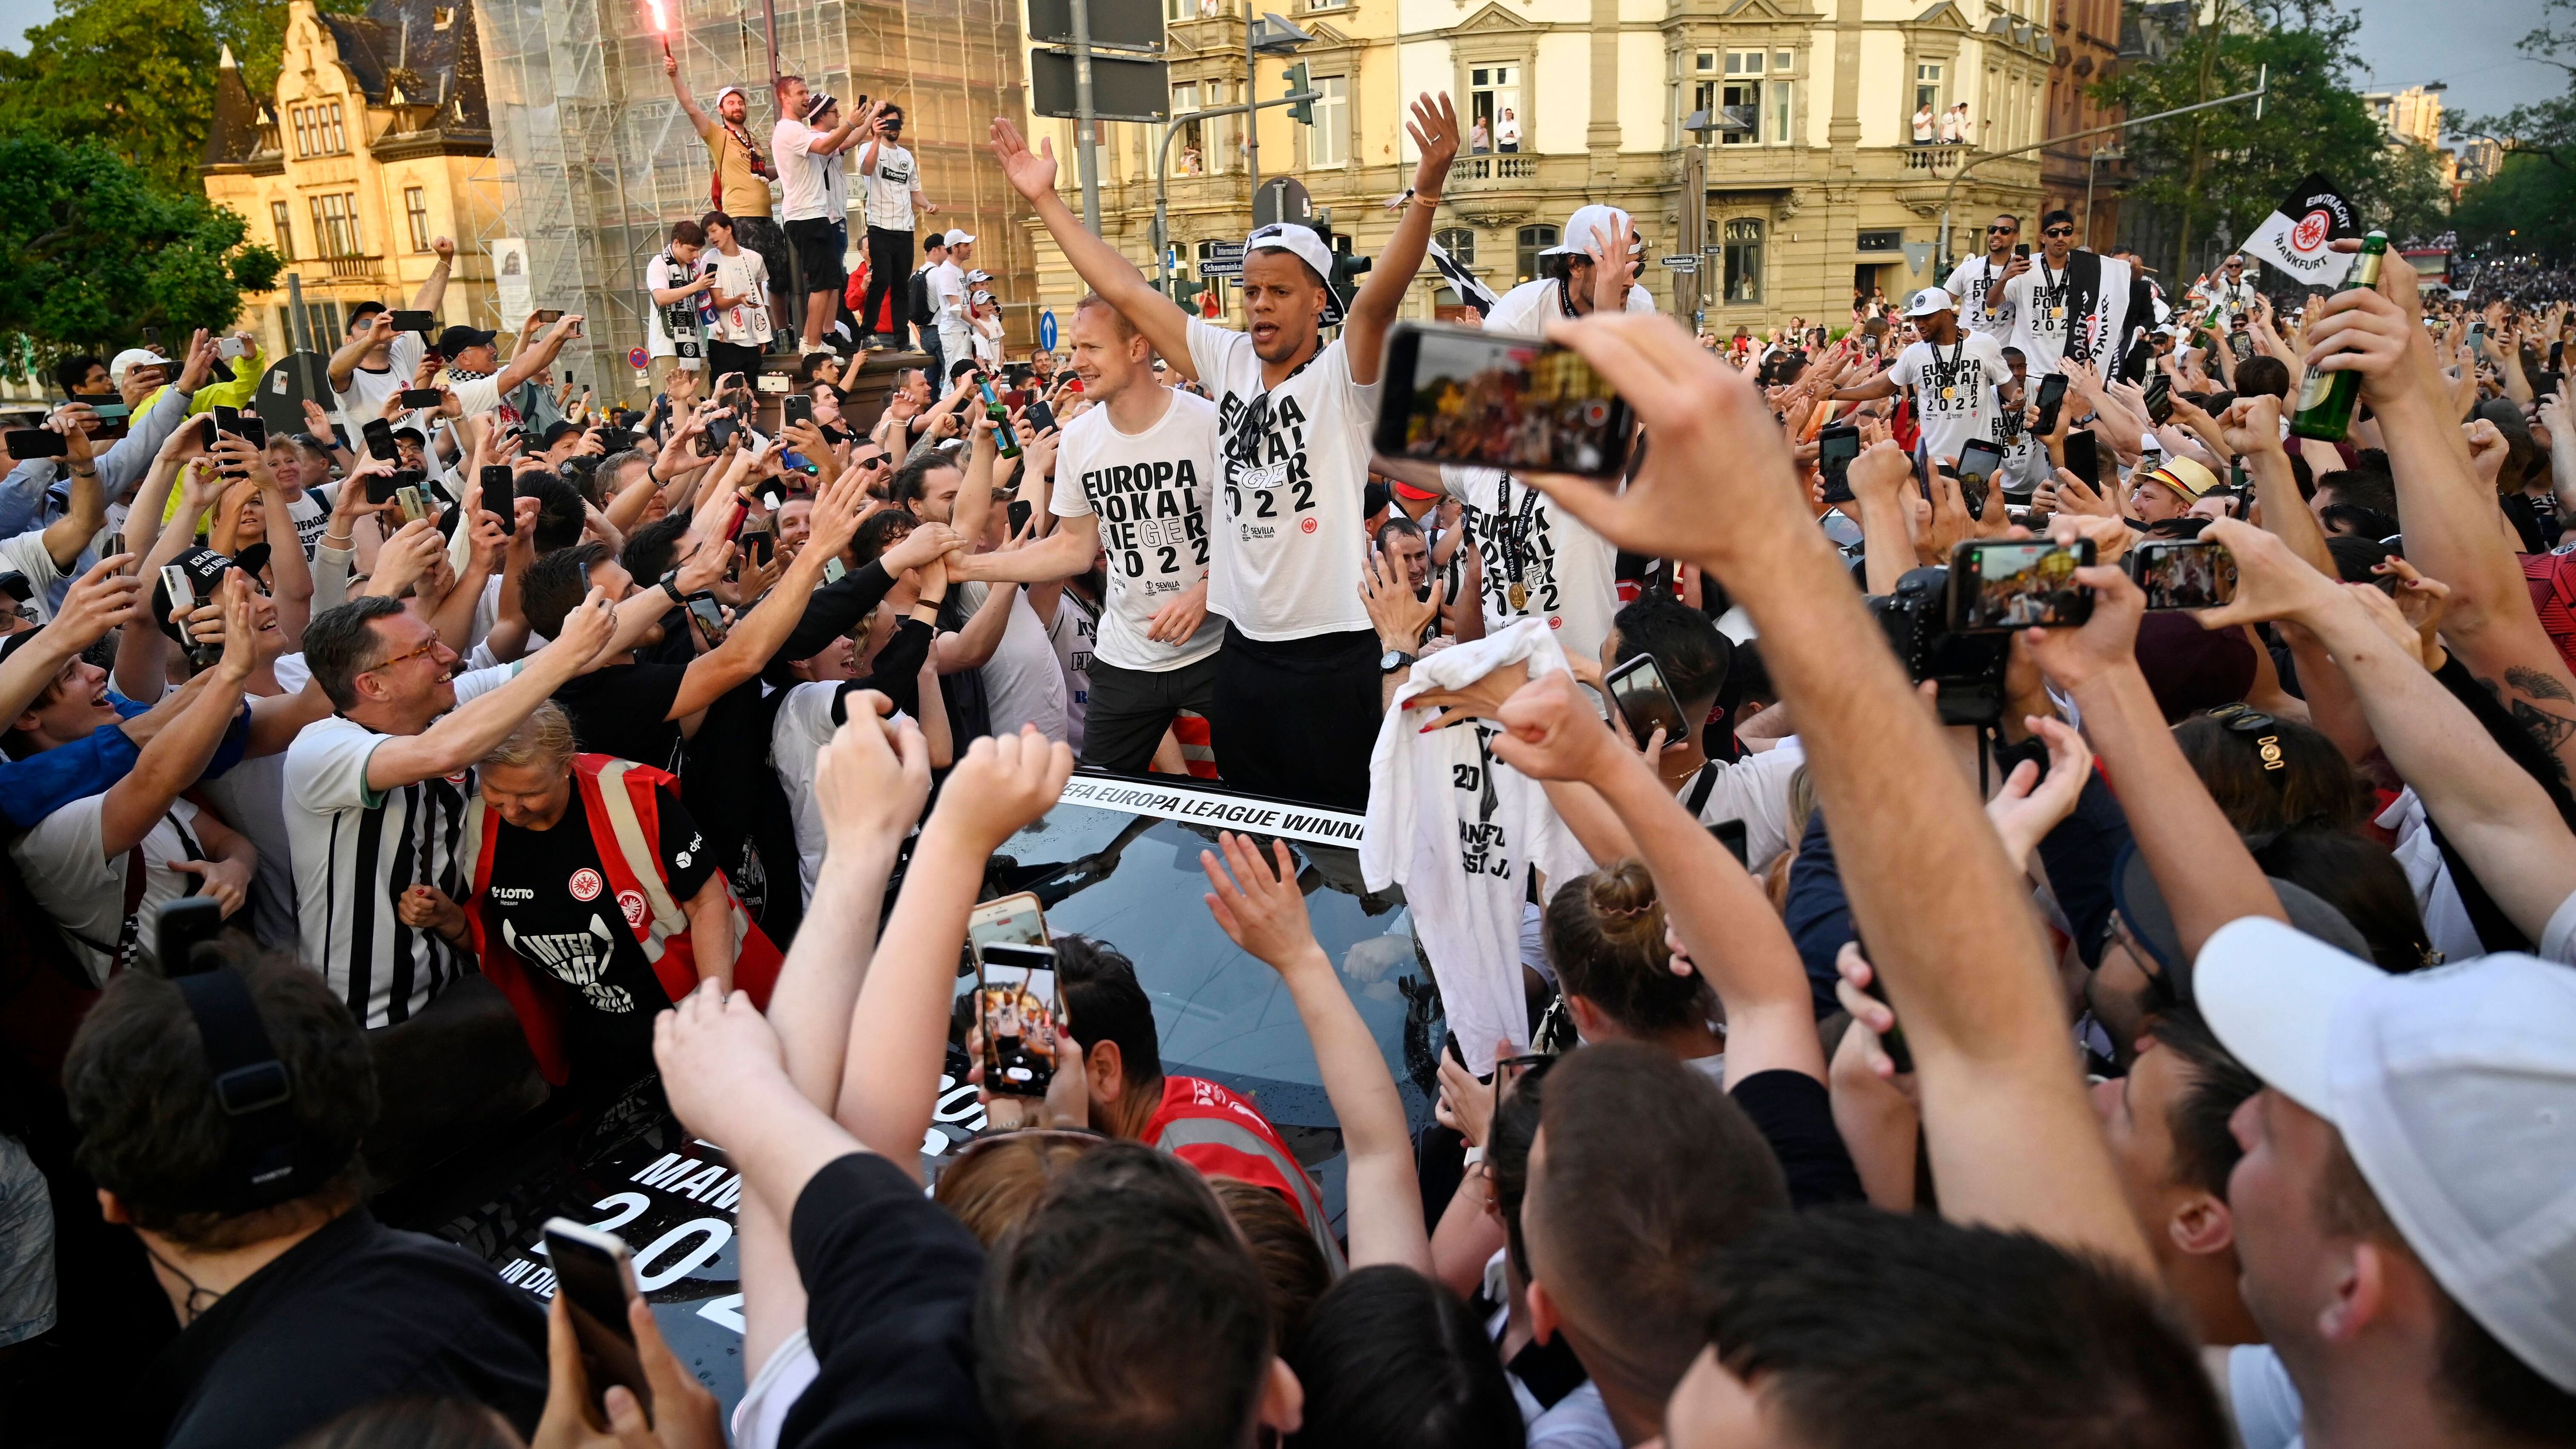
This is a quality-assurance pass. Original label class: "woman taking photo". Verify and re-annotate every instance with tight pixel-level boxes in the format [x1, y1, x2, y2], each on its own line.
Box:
[399, 702, 779, 1090]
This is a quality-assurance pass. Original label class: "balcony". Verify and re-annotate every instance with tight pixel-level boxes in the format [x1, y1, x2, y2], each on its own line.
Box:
[1454, 155, 1538, 183]
[321, 254, 386, 283]
[1903, 145, 1968, 173]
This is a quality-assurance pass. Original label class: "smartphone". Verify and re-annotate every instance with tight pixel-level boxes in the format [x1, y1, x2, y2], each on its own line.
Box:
[1374, 321, 1635, 480]
[216, 335, 249, 360]
[211, 404, 240, 435]
[596, 428, 637, 455]
[394, 485, 427, 524]
[566, 318, 584, 338]
[4, 429, 65, 461]
[1023, 398, 1059, 435]
[2130, 539, 2238, 611]
[1817, 422, 1860, 504]
[90, 402, 132, 422]
[398, 388, 445, 410]
[2014, 243, 2031, 260]
[2061, 429, 2100, 489]
[2032, 373, 2070, 436]
[1955, 438, 2005, 521]
[704, 416, 737, 452]
[782, 394, 815, 430]
[364, 472, 400, 506]
[155, 897, 230, 975]
[535, 309, 564, 325]
[1946, 538, 2096, 633]
[540, 1219, 652, 1418]
[1002, 389, 1030, 410]
[1006, 499, 1034, 537]
[481, 465, 516, 536]
[823, 556, 848, 584]
[1604, 653, 1690, 752]
[742, 527, 773, 568]
[1709, 819, 1749, 869]
[967, 891, 1048, 951]
[976, 942, 1061, 1098]
[2142, 371, 2173, 424]
[160, 563, 195, 617]
[391, 309, 437, 334]
[684, 590, 728, 644]
[232, 415, 268, 451]
[362, 418, 400, 463]
[1856, 944, 1914, 1073]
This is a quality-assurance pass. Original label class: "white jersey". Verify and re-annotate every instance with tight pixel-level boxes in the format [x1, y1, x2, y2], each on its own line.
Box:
[1050, 388, 1224, 672]
[644, 251, 706, 360]
[1046, 587, 1097, 756]
[2208, 273, 2259, 323]
[927, 261, 969, 336]
[1946, 256, 2018, 339]
[12, 797, 208, 985]
[1444, 466, 1619, 664]
[1185, 315, 1375, 641]
[283, 664, 516, 1027]
[1996, 258, 2078, 374]
[772, 118, 846, 223]
[1887, 330, 2014, 467]
[1482, 277, 1657, 339]
[706, 247, 774, 349]
[334, 330, 429, 430]
[962, 582, 1069, 743]
[859, 141, 918, 231]
[770, 681, 915, 907]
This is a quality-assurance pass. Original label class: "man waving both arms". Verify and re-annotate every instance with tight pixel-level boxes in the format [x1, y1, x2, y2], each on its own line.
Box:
[988, 94, 1461, 810]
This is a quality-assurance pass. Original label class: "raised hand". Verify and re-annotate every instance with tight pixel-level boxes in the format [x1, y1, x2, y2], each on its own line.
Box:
[52, 554, 145, 643]
[551, 583, 620, 665]
[2020, 520, 2141, 692]
[1199, 832, 1322, 972]
[2192, 517, 2346, 633]
[1360, 545, 1439, 652]
[1405, 91, 1462, 197]
[1487, 667, 1627, 784]
[923, 725, 1074, 856]
[816, 701, 933, 855]
[987, 117, 1060, 202]
[1985, 714, 2093, 870]
[2216, 394, 2287, 460]
[650, 980, 790, 1158]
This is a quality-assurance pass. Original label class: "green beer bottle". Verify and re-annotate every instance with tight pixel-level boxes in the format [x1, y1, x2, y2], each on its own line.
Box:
[2289, 230, 2388, 442]
[979, 380, 1023, 459]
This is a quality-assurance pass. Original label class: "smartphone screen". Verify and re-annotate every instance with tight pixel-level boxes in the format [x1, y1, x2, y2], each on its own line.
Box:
[1374, 321, 1634, 480]
[967, 892, 1048, 951]
[2131, 539, 2238, 610]
[4, 429, 65, 461]
[2061, 430, 2101, 489]
[536, 309, 565, 325]
[540, 1220, 652, 1417]
[685, 591, 728, 643]
[1708, 819, 1750, 869]
[1817, 423, 1860, 504]
[2033, 373, 2070, 436]
[391, 310, 437, 334]
[976, 943, 1060, 1098]
[1946, 538, 2096, 633]
[362, 419, 400, 463]
[1957, 439, 2006, 492]
[1604, 653, 1690, 751]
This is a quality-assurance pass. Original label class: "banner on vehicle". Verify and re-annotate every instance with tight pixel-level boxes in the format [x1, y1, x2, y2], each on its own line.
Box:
[1056, 775, 1365, 846]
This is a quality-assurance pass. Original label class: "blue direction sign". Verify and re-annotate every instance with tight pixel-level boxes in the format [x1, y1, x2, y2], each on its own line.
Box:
[1039, 310, 1058, 352]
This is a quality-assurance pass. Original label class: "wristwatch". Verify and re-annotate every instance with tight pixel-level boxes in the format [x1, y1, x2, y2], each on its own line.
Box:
[658, 570, 686, 605]
[1380, 647, 1417, 674]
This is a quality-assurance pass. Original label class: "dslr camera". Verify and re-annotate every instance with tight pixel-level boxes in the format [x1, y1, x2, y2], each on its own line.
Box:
[1865, 567, 2010, 727]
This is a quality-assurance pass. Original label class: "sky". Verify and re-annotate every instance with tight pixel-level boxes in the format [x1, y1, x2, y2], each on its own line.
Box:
[0, 0, 2554, 133]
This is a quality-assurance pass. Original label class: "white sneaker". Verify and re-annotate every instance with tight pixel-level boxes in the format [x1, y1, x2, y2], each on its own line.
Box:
[799, 340, 830, 355]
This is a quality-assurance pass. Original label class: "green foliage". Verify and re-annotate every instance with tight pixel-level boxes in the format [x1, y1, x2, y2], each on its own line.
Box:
[0, 134, 281, 371]
[2457, 0, 2576, 171]
[2379, 141, 2455, 247]
[2454, 151, 2576, 259]
[2095, 0, 2432, 271]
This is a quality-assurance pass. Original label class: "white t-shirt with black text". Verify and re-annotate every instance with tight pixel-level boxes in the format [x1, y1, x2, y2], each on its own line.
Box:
[706, 247, 774, 349]
[644, 251, 705, 360]
[1996, 259, 2078, 375]
[859, 142, 918, 231]
[1444, 466, 1619, 665]
[1184, 316, 1374, 641]
[1050, 389, 1224, 673]
[1945, 255, 2018, 340]
[335, 330, 429, 430]
[1887, 329, 2013, 468]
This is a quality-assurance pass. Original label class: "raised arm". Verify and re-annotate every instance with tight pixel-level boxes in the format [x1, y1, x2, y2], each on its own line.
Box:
[663, 51, 715, 133]
[362, 587, 617, 792]
[1343, 93, 1460, 387]
[668, 469, 866, 717]
[101, 574, 256, 857]
[493, 316, 585, 398]
[411, 236, 456, 317]
[39, 415, 105, 572]
[988, 118, 1196, 377]
[328, 314, 396, 394]
[0, 557, 141, 725]
[1201, 831, 1432, 1272]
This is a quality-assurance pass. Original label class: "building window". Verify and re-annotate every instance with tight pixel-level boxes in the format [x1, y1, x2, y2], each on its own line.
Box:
[1306, 75, 1347, 167]
[1469, 64, 1521, 156]
[1689, 51, 1790, 146]
[324, 100, 347, 153]
[291, 107, 311, 157]
[1434, 226, 1476, 268]
[404, 186, 431, 251]
[1722, 218, 1762, 303]
[310, 193, 362, 257]
[269, 200, 295, 261]
[1515, 224, 1557, 285]
[1914, 62, 1945, 121]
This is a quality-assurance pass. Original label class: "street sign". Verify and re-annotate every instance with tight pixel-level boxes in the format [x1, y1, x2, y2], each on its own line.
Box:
[1660, 254, 1699, 273]
[1030, 49, 1170, 122]
[1902, 241, 1934, 274]
[627, 346, 650, 370]
[1038, 310, 1058, 352]
[1198, 242, 1245, 280]
[1026, 0, 1163, 50]
[1252, 177, 1314, 230]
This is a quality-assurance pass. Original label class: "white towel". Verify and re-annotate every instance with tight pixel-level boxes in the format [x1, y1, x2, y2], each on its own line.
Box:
[1361, 620, 1594, 1075]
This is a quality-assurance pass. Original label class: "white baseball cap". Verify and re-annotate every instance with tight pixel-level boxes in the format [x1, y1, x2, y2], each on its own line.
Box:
[109, 347, 175, 385]
[2196, 917, 2576, 1393]
[1903, 286, 1957, 318]
[1538, 203, 1641, 259]
[943, 229, 976, 247]
[1244, 221, 1337, 284]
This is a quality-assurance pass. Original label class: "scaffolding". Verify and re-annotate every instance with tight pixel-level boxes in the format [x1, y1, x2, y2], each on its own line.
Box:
[471, 0, 1037, 400]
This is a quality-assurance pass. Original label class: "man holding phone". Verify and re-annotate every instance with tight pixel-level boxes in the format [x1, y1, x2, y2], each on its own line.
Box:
[1945, 212, 2023, 340]
[324, 242, 456, 422]
[436, 316, 583, 429]
[989, 94, 1461, 809]
[1825, 288, 2012, 478]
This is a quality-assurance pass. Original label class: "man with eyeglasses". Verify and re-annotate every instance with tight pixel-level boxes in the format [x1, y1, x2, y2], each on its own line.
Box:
[1945, 213, 2024, 341]
[1985, 207, 2159, 382]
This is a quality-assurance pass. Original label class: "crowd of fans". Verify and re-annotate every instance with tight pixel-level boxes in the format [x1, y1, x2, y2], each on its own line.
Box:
[1, 77, 2573, 1449]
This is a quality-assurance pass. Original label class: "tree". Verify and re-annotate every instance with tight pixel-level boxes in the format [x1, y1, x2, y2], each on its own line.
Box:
[2453, 151, 2576, 259]
[2380, 140, 2455, 248]
[2095, 0, 2415, 277]
[0, 135, 281, 373]
[2459, 0, 2576, 170]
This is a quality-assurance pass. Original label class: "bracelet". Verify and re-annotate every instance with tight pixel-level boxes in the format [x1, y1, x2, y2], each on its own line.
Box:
[1460, 1144, 1485, 1170]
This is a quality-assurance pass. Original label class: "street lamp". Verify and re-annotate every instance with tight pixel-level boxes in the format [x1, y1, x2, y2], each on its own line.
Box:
[2082, 145, 2124, 249]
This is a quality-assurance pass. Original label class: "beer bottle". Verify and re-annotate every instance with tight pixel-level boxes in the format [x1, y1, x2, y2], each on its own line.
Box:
[2289, 230, 2389, 442]
[979, 380, 1022, 459]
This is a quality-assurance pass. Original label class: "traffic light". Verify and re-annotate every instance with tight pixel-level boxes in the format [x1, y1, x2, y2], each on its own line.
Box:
[1284, 62, 1313, 125]
[1330, 232, 1370, 297]
[1172, 274, 1208, 309]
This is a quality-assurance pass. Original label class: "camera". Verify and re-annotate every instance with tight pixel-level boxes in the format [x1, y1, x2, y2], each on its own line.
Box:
[1865, 567, 2010, 727]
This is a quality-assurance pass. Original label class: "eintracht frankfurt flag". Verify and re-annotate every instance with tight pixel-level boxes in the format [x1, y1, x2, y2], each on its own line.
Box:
[2244, 172, 2360, 288]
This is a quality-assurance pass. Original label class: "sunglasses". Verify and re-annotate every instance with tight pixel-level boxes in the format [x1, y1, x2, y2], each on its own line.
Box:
[2043, 227, 2076, 237]
[1988, 225, 2018, 234]
[365, 637, 443, 676]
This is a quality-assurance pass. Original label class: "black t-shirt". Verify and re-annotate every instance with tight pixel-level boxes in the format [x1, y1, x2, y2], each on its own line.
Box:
[553, 662, 688, 771]
[136, 1208, 547, 1449]
[485, 782, 714, 1081]
[782, 1152, 991, 1449]
[1728, 1068, 1866, 1209]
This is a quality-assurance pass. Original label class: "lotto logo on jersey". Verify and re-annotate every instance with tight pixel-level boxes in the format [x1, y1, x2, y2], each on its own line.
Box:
[618, 890, 648, 928]
[569, 868, 604, 902]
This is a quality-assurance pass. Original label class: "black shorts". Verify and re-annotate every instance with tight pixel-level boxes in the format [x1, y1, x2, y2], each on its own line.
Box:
[733, 215, 785, 284]
[785, 218, 845, 292]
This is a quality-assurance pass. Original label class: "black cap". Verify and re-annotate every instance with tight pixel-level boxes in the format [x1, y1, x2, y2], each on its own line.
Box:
[540, 420, 584, 448]
[2107, 843, 2372, 999]
[153, 545, 236, 647]
[434, 325, 498, 355]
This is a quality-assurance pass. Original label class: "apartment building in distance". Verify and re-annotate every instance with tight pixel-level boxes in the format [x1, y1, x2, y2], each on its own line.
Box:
[1022, 0, 2059, 334]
